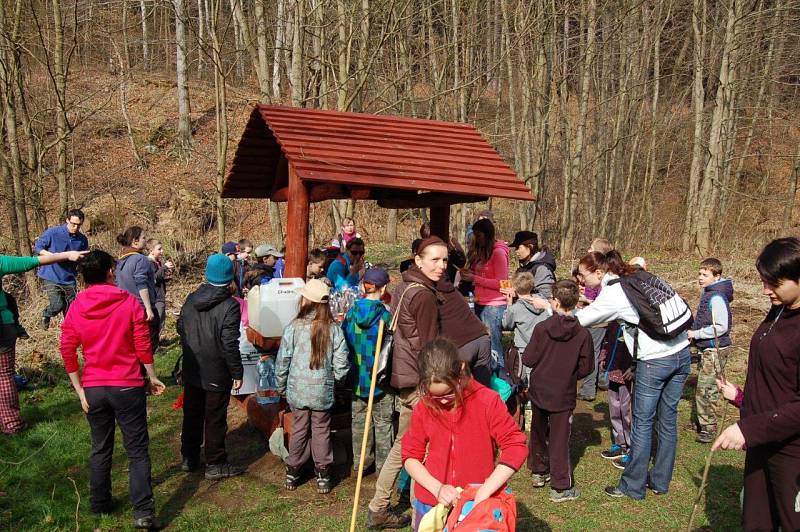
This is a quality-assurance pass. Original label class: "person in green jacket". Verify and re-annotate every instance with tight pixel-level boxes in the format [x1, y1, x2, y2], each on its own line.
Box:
[1, 250, 87, 434]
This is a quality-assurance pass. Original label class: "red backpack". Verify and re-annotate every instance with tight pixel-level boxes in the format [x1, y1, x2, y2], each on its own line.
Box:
[443, 484, 517, 532]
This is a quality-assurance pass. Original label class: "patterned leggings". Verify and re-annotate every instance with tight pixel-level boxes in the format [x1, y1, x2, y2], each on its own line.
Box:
[0, 346, 24, 433]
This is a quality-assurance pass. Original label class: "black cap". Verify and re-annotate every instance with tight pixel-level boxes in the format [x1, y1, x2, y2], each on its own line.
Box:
[510, 231, 538, 249]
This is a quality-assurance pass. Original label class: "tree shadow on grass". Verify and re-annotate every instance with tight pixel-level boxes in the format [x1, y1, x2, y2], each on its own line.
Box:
[569, 412, 604, 469]
[516, 501, 553, 531]
[689, 463, 741, 531]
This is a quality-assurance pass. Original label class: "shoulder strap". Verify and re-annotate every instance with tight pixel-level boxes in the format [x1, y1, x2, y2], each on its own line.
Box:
[390, 282, 425, 332]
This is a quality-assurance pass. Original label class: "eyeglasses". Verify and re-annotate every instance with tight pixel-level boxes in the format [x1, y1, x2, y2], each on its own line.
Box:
[350, 250, 365, 256]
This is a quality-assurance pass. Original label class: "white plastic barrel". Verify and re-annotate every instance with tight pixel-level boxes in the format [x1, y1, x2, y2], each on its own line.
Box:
[248, 277, 305, 338]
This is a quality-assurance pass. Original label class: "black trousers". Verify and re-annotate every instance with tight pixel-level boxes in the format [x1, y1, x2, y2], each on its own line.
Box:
[743, 447, 800, 531]
[42, 280, 77, 319]
[85, 386, 154, 519]
[528, 404, 573, 490]
[181, 385, 231, 465]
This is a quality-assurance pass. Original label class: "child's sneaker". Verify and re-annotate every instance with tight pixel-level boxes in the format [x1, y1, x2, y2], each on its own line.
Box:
[315, 467, 332, 494]
[696, 429, 715, 444]
[531, 473, 551, 488]
[549, 486, 581, 502]
[285, 466, 301, 491]
[600, 444, 626, 460]
[612, 453, 630, 470]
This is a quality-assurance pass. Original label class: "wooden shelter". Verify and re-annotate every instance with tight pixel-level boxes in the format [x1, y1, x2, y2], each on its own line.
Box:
[223, 105, 533, 276]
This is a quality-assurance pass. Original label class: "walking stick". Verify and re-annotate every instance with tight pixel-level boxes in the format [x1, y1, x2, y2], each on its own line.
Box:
[687, 312, 730, 531]
[349, 320, 386, 532]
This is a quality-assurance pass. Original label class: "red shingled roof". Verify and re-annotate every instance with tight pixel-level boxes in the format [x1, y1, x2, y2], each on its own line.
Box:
[222, 105, 533, 202]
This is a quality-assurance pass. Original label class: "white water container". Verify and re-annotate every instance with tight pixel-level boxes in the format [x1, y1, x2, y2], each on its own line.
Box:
[249, 277, 305, 338]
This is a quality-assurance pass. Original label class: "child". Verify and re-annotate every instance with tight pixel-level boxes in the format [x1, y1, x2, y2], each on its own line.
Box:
[342, 268, 394, 473]
[276, 279, 349, 494]
[597, 322, 633, 470]
[522, 280, 593, 502]
[712, 237, 800, 531]
[503, 271, 550, 384]
[147, 239, 173, 340]
[402, 338, 527, 531]
[688, 257, 734, 444]
[306, 249, 328, 280]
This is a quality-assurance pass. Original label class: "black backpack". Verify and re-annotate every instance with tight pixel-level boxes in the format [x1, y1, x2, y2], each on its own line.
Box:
[503, 346, 527, 392]
[608, 270, 693, 354]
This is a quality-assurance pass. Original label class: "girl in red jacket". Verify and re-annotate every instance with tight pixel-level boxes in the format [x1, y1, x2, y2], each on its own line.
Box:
[402, 338, 528, 531]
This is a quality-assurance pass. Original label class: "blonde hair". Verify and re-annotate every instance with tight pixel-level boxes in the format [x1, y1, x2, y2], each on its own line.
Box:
[512, 271, 535, 296]
[590, 238, 613, 254]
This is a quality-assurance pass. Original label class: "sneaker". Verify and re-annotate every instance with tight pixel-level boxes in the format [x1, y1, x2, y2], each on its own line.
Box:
[531, 473, 551, 488]
[577, 394, 596, 402]
[604, 485, 627, 498]
[204, 462, 245, 480]
[180, 457, 200, 472]
[315, 467, 332, 494]
[365, 507, 411, 530]
[600, 444, 626, 460]
[612, 453, 630, 470]
[696, 430, 715, 444]
[133, 515, 162, 529]
[549, 486, 581, 502]
[285, 466, 301, 491]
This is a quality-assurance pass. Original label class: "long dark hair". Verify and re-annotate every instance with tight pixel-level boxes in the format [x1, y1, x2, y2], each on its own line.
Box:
[117, 226, 144, 247]
[578, 250, 637, 277]
[295, 298, 334, 370]
[468, 218, 496, 266]
[418, 338, 471, 415]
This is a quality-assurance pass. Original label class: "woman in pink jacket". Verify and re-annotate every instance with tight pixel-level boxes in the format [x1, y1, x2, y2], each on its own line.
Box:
[461, 218, 510, 367]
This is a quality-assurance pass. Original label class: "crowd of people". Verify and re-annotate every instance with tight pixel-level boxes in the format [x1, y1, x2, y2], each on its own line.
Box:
[1, 212, 798, 532]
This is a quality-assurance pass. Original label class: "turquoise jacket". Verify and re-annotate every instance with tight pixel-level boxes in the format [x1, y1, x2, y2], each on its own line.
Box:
[276, 316, 350, 410]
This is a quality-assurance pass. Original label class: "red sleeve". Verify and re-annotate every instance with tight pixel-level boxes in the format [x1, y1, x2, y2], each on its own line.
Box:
[487, 392, 528, 470]
[131, 299, 154, 364]
[59, 311, 81, 373]
[473, 248, 508, 290]
[401, 403, 429, 465]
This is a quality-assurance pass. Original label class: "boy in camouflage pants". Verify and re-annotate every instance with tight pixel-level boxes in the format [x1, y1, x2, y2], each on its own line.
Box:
[687, 258, 734, 444]
[342, 268, 395, 472]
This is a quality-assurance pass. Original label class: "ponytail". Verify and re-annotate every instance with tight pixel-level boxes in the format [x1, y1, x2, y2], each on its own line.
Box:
[117, 226, 144, 247]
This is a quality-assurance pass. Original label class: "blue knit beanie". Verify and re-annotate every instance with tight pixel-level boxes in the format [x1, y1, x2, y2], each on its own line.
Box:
[206, 253, 234, 286]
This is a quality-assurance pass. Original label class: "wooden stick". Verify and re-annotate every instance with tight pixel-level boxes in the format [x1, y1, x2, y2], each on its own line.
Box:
[349, 320, 386, 532]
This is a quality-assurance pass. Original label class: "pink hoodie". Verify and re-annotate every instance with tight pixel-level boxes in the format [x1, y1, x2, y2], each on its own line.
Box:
[60, 283, 153, 387]
[472, 240, 510, 306]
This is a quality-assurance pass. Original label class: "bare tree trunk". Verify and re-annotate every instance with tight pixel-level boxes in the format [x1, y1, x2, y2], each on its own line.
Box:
[254, 0, 271, 102]
[290, 0, 305, 106]
[210, 0, 228, 247]
[197, 0, 204, 77]
[140, 0, 150, 68]
[273, 0, 285, 99]
[53, 0, 70, 216]
[175, 0, 192, 151]
[0, 121, 21, 252]
[783, 144, 800, 231]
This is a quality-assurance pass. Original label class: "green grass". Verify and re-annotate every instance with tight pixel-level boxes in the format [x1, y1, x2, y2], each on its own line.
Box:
[1, 343, 746, 531]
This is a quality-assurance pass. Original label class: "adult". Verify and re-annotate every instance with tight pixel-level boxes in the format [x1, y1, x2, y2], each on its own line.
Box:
[147, 239, 173, 340]
[331, 217, 360, 251]
[509, 231, 556, 299]
[221, 241, 247, 297]
[116, 227, 159, 355]
[59, 250, 165, 528]
[1, 249, 86, 434]
[254, 244, 284, 281]
[415, 223, 467, 285]
[460, 218, 509, 365]
[326, 237, 365, 290]
[574, 251, 691, 500]
[34, 208, 89, 329]
[177, 253, 245, 480]
[365, 237, 446, 530]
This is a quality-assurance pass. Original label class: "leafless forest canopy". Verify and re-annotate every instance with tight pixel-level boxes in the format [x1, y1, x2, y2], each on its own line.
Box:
[1, 0, 799, 259]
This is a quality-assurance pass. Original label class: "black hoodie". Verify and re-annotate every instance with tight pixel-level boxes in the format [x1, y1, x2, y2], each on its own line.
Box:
[177, 283, 243, 391]
[522, 313, 594, 412]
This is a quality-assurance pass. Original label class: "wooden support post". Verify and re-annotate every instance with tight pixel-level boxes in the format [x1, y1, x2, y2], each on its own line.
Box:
[429, 204, 451, 241]
[285, 163, 309, 278]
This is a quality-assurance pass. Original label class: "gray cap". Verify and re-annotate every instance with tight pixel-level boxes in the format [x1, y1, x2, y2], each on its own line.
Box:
[255, 244, 284, 258]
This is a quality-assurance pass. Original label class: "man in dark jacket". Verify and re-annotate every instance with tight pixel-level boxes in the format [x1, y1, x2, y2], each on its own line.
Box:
[177, 253, 244, 480]
[522, 280, 594, 503]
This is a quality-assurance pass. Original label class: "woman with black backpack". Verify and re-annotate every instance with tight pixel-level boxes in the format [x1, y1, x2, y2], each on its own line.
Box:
[572, 250, 692, 500]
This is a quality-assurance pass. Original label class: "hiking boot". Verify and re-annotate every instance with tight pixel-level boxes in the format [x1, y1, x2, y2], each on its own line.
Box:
[285, 466, 301, 491]
[549, 486, 581, 503]
[133, 515, 162, 529]
[315, 467, 332, 494]
[600, 444, 626, 460]
[180, 457, 200, 472]
[612, 453, 630, 470]
[365, 507, 411, 530]
[204, 462, 245, 480]
[531, 473, 551, 488]
[41, 316, 50, 330]
[696, 429, 715, 444]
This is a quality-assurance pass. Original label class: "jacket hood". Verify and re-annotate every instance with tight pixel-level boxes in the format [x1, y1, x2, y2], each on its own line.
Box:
[71, 284, 132, 320]
[436, 278, 456, 294]
[705, 278, 734, 303]
[546, 313, 582, 341]
[517, 296, 540, 314]
[192, 283, 233, 311]
[351, 298, 387, 329]
[118, 247, 145, 261]
[528, 250, 557, 271]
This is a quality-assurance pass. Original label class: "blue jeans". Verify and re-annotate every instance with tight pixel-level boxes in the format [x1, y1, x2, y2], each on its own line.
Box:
[474, 304, 506, 368]
[618, 347, 691, 499]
